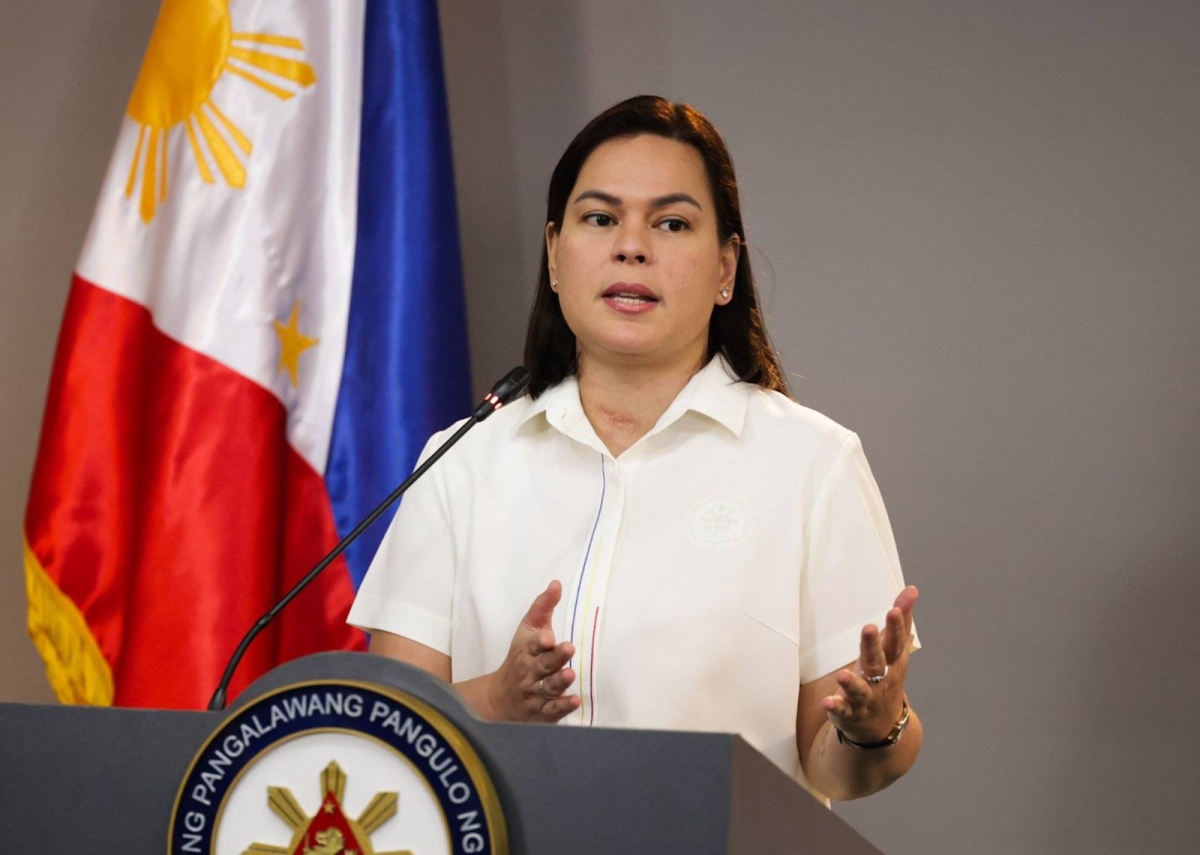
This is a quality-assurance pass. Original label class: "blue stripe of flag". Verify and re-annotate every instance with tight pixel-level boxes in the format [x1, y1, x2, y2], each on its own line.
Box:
[326, 0, 472, 588]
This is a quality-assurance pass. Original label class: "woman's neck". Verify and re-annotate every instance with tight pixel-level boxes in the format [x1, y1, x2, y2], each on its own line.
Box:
[576, 351, 707, 458]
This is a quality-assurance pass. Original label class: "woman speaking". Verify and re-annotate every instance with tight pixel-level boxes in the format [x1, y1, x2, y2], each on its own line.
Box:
[349, 95, 922, 803]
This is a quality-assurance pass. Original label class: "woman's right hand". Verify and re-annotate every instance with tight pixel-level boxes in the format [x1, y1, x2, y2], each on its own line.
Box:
[486, 580, 580, 722]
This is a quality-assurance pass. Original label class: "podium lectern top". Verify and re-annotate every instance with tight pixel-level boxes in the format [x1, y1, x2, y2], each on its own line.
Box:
[1, 652, 880, 854]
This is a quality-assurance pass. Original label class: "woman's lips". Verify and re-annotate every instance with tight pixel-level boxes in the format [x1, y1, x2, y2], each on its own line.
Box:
[602, 282, 659, 314]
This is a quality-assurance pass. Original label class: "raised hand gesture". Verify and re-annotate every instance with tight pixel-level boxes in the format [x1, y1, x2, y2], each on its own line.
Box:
[486, 580, 581, 722]
[822, 585, 918, 745]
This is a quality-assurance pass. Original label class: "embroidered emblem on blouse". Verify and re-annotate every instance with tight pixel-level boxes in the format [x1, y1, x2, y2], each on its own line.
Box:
[687, 491, 752, 548]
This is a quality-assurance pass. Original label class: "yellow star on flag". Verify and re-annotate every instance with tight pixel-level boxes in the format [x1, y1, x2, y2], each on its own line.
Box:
[273, 300, 318, 388]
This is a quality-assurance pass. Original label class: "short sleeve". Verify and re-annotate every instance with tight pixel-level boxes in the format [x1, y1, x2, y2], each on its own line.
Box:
[796, 433, 917, 683]
[346, 427, 461, 654]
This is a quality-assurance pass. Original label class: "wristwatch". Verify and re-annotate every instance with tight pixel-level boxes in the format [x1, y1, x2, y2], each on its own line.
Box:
[836, 701, 911, 750]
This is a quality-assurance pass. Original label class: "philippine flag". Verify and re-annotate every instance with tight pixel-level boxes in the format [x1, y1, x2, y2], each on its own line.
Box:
[23, 0, 471, 709]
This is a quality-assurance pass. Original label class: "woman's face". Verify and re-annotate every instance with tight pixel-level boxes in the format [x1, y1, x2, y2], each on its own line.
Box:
[546, 133, 738, 374]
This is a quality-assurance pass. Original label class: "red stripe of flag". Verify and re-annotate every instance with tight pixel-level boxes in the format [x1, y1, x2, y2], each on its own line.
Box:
[25, 275, 363, 709]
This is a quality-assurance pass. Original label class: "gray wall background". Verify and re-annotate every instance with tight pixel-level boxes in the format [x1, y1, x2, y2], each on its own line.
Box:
[2, 1, 1197, 851]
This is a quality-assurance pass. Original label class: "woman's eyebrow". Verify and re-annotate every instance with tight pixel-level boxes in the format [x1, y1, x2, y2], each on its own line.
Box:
[573, 190, 622, 207]
[571, 190, 703, 210]
[649, 192, 702, 211]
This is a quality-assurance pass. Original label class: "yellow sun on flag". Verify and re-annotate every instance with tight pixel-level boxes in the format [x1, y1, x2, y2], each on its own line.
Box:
[124, 0, 317, 223]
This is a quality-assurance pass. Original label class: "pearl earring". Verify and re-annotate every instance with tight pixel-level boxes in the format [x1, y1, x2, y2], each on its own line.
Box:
[720, 288, 731, 299]
[551, 279, 559, 291]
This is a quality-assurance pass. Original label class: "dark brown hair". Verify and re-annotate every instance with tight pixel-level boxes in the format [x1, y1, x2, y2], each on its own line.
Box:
[523, 95, 789, 398]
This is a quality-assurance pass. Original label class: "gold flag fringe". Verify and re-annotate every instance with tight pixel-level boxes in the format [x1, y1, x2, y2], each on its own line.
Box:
[24, 538, 114, 705]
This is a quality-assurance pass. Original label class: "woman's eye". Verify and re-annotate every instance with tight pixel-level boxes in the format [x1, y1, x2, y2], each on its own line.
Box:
[657, 218, 689, 233]
[585, 213, 615, 227]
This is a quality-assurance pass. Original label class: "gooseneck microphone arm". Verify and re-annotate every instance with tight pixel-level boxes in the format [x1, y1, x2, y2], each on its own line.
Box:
[207, 366, 531, 711]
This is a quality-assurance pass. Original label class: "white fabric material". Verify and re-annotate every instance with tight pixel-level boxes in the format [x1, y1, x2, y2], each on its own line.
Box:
[349, 356, 913, 794]
[74, 0, 364, 475]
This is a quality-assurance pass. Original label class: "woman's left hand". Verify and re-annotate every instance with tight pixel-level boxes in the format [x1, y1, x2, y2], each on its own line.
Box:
[822, 585, 918, 743]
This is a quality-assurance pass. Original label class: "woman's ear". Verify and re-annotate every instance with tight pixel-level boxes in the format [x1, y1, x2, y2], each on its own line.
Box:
[545, 221, 559, 281]
[718, 235, 741, 298]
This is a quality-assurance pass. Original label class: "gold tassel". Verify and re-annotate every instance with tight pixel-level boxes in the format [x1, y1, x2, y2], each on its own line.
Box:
[24, 538, 114, 705]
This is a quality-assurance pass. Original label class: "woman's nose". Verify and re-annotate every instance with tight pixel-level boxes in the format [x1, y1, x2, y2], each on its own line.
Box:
[613, 222, 650, 264]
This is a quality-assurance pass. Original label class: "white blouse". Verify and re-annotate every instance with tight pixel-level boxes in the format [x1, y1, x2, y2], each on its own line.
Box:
[349, 356, 913, 797]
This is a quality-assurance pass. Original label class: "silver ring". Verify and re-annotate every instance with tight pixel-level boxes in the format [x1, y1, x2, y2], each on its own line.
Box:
[861, 665, 888, 684]
[537, 678, 553, 700]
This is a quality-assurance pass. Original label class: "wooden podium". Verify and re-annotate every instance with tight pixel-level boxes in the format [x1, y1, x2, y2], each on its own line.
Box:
[0, 652, 880, 853]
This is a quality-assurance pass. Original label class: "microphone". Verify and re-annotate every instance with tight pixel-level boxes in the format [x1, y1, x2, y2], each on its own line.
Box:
[471, 366, 529, 421]
[207, 366, 531, 711]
